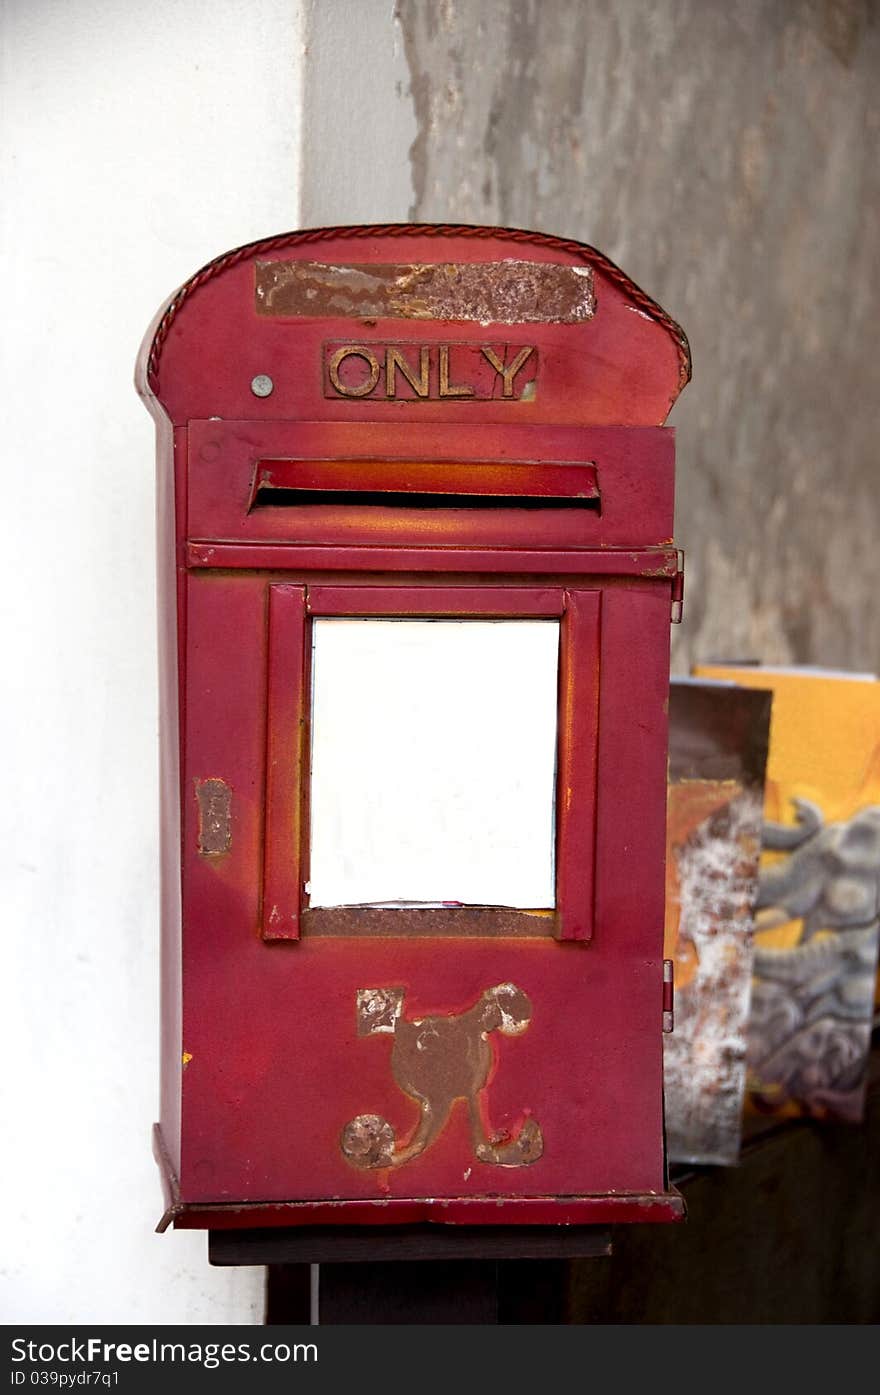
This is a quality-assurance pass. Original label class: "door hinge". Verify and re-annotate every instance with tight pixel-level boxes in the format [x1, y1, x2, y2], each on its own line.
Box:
[671, 550, 685, 624]
[662, 959, 674, 1033]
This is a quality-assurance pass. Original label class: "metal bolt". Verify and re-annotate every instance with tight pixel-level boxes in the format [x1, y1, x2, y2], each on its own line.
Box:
[251, 373, 274, 398]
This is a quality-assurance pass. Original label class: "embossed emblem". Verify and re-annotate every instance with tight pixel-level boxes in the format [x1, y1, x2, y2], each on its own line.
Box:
[341, 984, 543, 1170]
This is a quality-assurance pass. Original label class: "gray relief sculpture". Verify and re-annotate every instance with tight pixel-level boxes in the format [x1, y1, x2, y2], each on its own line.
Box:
[749, 799, 880, 1120]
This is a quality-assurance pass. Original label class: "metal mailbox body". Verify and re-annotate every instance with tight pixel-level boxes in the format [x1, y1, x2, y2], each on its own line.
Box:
[137, 224, 689, 1232]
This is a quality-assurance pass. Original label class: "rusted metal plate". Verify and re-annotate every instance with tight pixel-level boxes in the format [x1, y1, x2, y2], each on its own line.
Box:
[255, 259, 595, 323]
[195, 777, 231, 856]
[302, 907, 556, 937]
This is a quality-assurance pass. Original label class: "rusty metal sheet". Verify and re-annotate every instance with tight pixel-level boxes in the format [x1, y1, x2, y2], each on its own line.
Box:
[302, 907, 556, 937]
[254, 259, 595, 323]
[662, 682, 773, 1166]
[195, 777, 231, 856]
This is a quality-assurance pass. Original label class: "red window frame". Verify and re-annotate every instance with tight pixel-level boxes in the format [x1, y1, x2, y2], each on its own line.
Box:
[261, 584, 600, 943]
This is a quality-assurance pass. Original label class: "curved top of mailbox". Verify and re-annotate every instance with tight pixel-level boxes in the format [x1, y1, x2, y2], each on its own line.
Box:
[137, 223, 689, 427]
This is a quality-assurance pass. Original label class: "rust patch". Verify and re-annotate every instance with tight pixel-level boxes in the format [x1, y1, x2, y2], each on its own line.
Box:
[664, 783, 764, 1163]
[255, 259, 595, 324]
[304, 907, 556, 937]
[356, 987, 405, 1036]
[195, 777, 231, 856]
[341, 983, 543, 1171]
[341, 1115, 396, 1169]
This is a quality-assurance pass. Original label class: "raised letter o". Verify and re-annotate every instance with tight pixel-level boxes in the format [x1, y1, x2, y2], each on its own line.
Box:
[328, 346, 381, 397]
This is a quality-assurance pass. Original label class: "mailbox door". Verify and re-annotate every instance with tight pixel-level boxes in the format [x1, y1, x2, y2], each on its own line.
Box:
[177, 569, 671, 1214]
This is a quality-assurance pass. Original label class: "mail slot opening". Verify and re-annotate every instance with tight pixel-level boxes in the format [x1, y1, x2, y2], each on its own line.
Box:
[253, 485, 602, 511]
[249, 458, 601, 513]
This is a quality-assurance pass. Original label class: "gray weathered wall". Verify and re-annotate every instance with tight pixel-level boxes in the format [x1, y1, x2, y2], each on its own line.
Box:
[395, 0, 880, 672]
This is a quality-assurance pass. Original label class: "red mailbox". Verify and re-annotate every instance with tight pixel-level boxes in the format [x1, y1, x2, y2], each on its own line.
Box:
[137, 224, 689, 1232]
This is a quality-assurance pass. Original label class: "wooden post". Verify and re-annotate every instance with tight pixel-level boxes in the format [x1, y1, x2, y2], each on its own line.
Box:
[209, 1226, 612, 1325]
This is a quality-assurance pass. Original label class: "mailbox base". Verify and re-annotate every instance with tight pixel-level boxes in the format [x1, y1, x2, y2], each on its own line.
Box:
[153, 1124, 685, 1233]
[214, 1228, 615, 1325]
[208, 1222, 613, 1265]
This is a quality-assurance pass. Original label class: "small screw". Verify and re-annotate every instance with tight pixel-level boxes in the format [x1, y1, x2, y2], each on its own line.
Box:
[251, 373, 274, 397]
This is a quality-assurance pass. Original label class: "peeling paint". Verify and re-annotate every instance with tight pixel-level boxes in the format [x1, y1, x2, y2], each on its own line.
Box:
[255, 259, 595, 323]
[356, 986, 405, 1036]
[664, 785, 764, 1165]
[195, 778, 231, 856]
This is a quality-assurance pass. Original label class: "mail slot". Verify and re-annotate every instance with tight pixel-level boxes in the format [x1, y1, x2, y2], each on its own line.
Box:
[249, 458, 602, 511]
[137, 223, 689, 1231]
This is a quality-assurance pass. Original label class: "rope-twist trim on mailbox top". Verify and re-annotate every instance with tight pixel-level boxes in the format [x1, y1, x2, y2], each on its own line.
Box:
[145, 222, 692, 395]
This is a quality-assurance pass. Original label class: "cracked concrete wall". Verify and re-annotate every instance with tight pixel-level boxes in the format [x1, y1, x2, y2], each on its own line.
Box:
[383, 0, 880, 672]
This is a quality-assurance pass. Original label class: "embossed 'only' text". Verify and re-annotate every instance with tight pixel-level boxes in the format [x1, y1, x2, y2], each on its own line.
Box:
[323, 342, 537, 402]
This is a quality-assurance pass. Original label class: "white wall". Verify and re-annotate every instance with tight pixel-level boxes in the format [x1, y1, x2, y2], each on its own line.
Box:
[1, 0, 304, 1324]
[300, 0, 416, 226]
